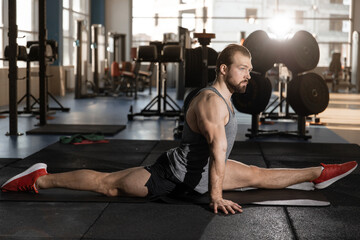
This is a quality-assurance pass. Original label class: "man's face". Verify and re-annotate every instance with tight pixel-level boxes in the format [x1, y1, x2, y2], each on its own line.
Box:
[224, 52, 252, 93]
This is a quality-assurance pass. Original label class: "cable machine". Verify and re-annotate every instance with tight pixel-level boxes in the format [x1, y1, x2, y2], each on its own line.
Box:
[75, 20, 95, 99]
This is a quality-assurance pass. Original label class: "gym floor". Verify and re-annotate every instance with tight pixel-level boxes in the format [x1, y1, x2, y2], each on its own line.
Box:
[0, 88, 359, 239]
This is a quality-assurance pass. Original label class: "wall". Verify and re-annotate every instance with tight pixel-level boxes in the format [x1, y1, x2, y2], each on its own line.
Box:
[105, 0, 132, 61]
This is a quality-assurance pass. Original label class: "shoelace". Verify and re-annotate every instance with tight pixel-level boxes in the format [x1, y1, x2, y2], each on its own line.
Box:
[18, 184, 35, 192]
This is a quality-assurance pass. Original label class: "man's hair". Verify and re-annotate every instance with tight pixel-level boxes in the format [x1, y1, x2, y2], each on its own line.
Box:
[215, 44, 251, 77]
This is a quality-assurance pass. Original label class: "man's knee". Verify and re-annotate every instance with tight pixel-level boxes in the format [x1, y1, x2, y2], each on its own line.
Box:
[99, 173, 119, 197]
[248, 165, 263, 186]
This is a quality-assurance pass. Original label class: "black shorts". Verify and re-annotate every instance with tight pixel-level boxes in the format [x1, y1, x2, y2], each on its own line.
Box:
[144, 152, 185, 198]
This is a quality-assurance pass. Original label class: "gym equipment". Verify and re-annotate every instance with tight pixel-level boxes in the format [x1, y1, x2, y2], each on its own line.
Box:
[351, 31, 360, 92]
[4, 0, 54, 133]
[137, 62, 155, 92]
[232, 72, 272, 115]
[6, 0, 21, 135]
[232, 72, 277, 139]
[173, 88, 201, 138]
[128, 44, 183, 120]
[185, 31, 217, 88]
[282, 30, 320, 74]
[177, 27, 192, 100]
[108, 33, 126, 67]
[243, 30, 319, 75]
[185, 46, 218, 87]
[182, 88, 201, 115]
[241, 30, 326, 139]
[37, 0, 48, 126]
[91, 24, 106, 94]
[174, 31, 217, 138]
[109, 32, 126, 94]
[4, 45, 28, 61]
[287, 73, 329, 116]
[242, 30, 277, 74]
[26, 40, 70, 113]
[1, 45, 36, 114]
[75, 20, 95, 99]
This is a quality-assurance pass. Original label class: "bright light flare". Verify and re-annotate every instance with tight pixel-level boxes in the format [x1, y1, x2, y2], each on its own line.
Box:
[268, 14, 294, 39]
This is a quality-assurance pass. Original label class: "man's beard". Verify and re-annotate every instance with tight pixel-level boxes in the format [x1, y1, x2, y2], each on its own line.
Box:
[226, 77, 248, 93]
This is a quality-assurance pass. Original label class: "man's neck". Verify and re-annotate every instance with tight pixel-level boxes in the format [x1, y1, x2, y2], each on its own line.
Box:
[211, 79, 232, 101]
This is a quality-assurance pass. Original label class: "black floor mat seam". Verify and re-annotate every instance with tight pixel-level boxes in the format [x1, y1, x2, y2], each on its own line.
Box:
[81, 202, 110, 239]
[258, 142, 270, 168]
[284, 206, 299, 240]
[139, 140, 161, 166]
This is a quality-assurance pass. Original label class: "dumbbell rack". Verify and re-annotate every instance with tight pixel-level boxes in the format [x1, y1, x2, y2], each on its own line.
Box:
[245, 77, 314, 140]
[246, 114, 311, 140]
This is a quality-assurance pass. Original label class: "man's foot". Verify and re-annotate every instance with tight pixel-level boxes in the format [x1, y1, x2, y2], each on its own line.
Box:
[1, 163, 48, 193]
[313, 161, 357, 189]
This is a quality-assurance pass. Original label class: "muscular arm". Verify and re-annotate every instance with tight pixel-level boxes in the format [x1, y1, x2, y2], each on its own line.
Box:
[189, 91, 242, 214]
[199, 96, 227, 203]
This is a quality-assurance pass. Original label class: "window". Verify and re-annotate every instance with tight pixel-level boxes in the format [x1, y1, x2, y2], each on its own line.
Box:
[246, 8, 257, 23]
[329, 42, 342, 56]
[329, 14, 347, 32]
[62, 0, 90, 66]
[0, 0, 38, 67]
[330, 0, 343, 4]
[180, 9, 196, 31]
[295, 11, 304, 25]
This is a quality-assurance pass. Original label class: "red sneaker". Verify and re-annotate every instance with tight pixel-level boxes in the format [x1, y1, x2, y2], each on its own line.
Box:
[1, 163, 48, 193]
[313, 161, 358, 189]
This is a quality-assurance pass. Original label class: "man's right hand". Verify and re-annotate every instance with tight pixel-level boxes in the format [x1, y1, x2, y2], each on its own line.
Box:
[210, 198, 243, 214]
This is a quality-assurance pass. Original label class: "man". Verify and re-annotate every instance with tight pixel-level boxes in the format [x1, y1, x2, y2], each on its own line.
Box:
[1, 44, 357, 215]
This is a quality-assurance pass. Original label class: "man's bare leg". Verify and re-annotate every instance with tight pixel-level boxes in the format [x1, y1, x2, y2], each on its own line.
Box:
[36, 167, 151, 197]
[223, 160, 322, 190]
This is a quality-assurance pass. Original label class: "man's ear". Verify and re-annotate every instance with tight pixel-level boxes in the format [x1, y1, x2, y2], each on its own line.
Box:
[219, 64, 227, 75]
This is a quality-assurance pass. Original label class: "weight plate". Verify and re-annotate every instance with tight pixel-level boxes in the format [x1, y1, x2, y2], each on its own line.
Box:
[287, 72, 329, 116]
[285, 31, 320, 73]
[243, 30, 276, 74]
[232, 72, 272, 114]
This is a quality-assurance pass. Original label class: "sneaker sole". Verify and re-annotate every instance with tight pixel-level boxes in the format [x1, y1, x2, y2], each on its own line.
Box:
[315, 163, 358, 189]
[1, 163, 48, 189]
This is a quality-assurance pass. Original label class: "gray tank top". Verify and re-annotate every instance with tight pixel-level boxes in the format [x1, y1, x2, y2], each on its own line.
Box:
[167, 86, 237, 194]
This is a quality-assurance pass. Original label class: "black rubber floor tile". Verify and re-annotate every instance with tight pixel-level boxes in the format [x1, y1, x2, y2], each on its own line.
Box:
[9, 140, 158, 171]
[0, 188, 147, 203]
[199, 206, 294, 240]
[230, 141, 262, 155]
[83, 202, 214, 240]
[322, 174, 360, 207]
[0, 202, 107, 239]
[0, 167, 26, 187]
[0, 158, 20, 169]
[84, 203, 294, 240]
[259, 142, 360, 159]
[229, 154, 267, 168]
[287, 206, 360, 239]
[150, 140, 180, 153]
[141, 152, 162, 166]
